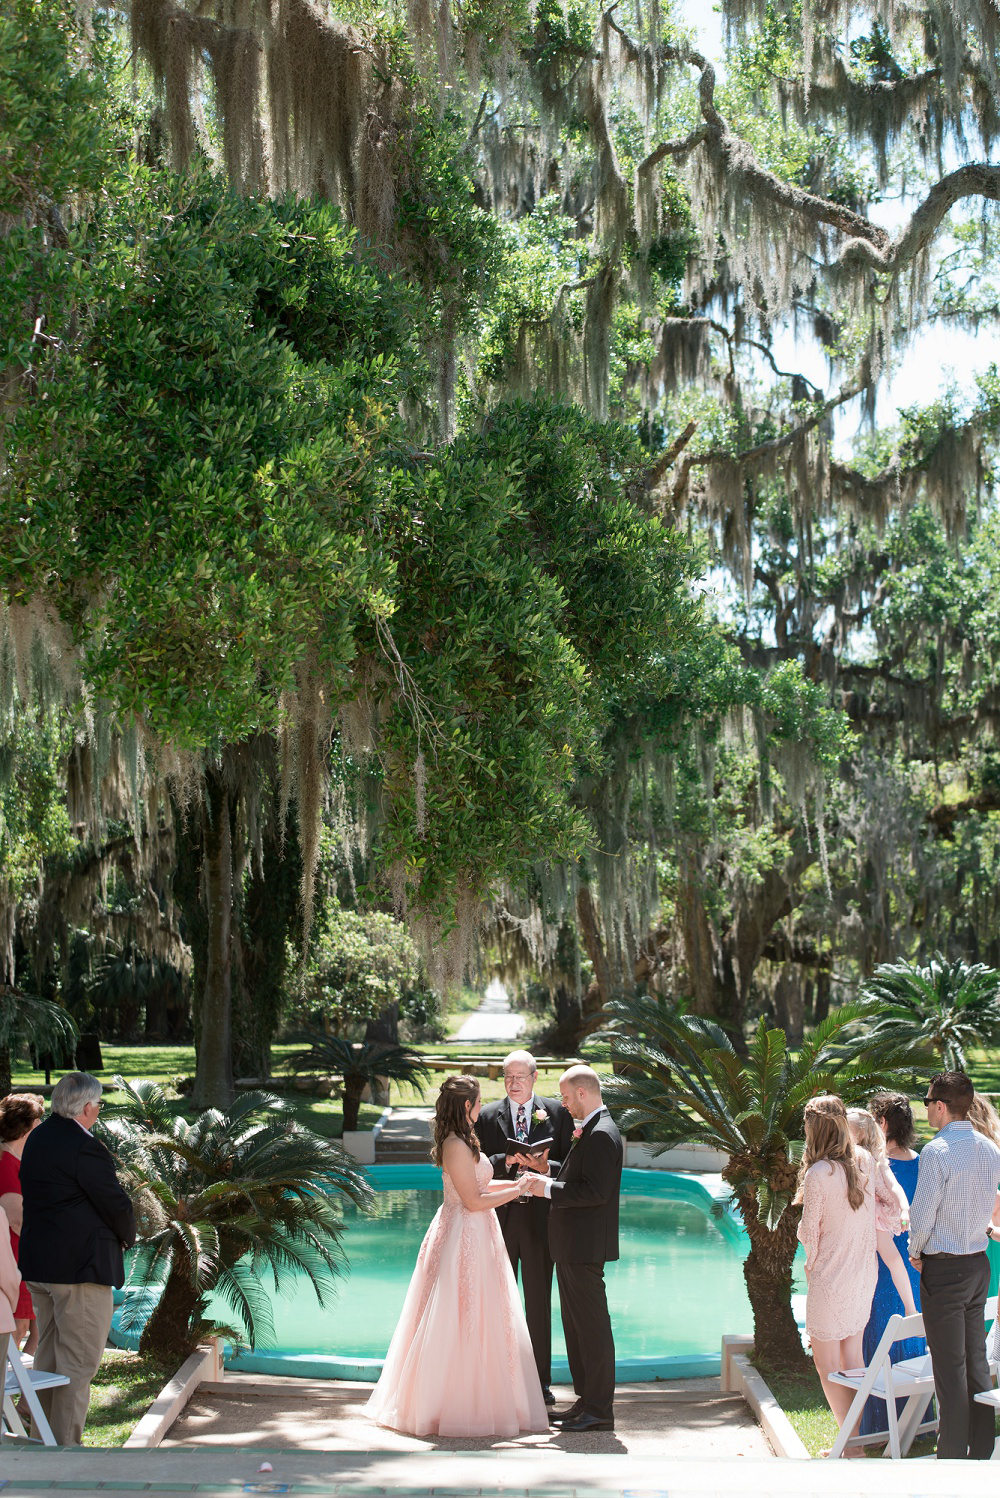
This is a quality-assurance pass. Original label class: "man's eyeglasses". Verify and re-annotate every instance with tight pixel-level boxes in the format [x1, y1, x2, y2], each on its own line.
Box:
[923, 1095, 939, 1105]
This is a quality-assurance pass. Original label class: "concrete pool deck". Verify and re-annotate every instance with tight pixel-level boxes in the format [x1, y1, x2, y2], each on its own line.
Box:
[2, 1436, 996, 1497]
[2, 1376, 996, 1498]
[160, 1374, 767, 1458]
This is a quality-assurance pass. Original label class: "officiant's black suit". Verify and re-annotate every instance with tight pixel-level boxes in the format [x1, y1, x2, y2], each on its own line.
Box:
[478, 1094, 572, 1390]
[548, 1108, 622, 1424]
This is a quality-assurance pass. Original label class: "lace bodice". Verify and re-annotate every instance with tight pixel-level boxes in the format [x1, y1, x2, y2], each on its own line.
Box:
[442, 1149, 493, 1206]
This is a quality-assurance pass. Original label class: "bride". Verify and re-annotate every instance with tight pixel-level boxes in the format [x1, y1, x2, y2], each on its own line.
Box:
[366, 1074, 549, 1438]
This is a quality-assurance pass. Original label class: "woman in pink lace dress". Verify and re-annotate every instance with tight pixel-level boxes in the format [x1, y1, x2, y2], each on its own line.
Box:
[797, 1094, 877, 1455]
[366, 1074, 549, 1438]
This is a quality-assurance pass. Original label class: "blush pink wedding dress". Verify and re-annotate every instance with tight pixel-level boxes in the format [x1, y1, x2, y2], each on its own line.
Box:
[366, 1151, 548, 1437]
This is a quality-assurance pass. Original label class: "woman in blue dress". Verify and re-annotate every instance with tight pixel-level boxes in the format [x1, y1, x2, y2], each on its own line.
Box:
[859, 1092, 924, 1438]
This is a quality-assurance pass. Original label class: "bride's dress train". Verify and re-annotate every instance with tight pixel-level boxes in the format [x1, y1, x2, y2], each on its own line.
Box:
[366, 1153, 548, 1437]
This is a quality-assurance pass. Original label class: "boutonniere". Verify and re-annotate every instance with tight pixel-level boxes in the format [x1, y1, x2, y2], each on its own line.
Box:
[570, 1126, 584, 1148]
[534, 1108, 547, 1123]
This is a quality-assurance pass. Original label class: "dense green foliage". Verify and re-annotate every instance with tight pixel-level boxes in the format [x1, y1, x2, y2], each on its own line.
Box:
[862, 956, 1000, 1072]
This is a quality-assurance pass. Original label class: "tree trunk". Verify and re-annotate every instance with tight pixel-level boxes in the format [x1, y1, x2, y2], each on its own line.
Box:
[772, 967, 804, 1046]
[365, 1003, 399, 1106]
[738, 1192, 809, 1372]
[0, 1044, 11, 1096]
[342, 1075, 366, 1131]
[138, 1256, 202, 1365]
[192, 769, 235, 1111]
[573, 884, 616, 1042]
[144, 982, 168, 1041]
[677, 858, 718, 1016]
[171, 796, 208, 1054]
[232, 800, 301, 1080]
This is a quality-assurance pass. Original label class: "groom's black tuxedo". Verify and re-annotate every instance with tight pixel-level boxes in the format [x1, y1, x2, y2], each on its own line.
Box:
[478, 1093, 572, 1389]
[548, 1106, 623, 1423]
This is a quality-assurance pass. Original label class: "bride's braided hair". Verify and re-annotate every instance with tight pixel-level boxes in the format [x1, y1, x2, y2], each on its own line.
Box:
[431, 1074, 481, 1165]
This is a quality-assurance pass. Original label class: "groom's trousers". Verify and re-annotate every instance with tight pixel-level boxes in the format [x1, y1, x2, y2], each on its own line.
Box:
[556, 1260, 615, 1422]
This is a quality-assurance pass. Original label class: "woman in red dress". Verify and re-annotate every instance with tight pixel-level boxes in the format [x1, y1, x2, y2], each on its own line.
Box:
[0, 1093, 45, 1352]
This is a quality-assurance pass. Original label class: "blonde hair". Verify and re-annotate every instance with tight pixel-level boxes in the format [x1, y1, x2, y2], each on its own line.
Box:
[847, 1107, 886, 1163]
[431, 1075, 481, 1166]
[969, 1093, 1000, 1149]
[800, 1095, 866, 1211]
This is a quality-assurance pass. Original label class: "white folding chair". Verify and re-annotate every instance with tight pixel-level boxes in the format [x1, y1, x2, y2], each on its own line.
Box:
[972, 1303, 1000, 1450]
[828, 1311, 936, 1458]
[1, 1333, 71, 1446]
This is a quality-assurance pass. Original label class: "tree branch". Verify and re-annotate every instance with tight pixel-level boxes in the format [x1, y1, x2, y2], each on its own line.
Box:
[645, 419, 698, 491]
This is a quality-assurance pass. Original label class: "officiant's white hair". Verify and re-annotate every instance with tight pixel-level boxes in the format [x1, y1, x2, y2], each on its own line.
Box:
[560, 1064, 602, 1097]
[503, 1049, 537, 1074]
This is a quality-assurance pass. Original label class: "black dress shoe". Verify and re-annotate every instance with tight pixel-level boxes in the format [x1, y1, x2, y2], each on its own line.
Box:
[560, 1412, 615, 1433]
[549, 1399, 584, 1424]
[542, 1386, 556, 1406]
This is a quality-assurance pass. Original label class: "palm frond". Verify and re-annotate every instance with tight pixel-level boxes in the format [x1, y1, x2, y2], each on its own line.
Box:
[213, 1262, 277, 1349]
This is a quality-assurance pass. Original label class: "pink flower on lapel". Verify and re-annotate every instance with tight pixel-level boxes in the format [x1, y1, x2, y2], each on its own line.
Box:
[570, 1126, 583, 1147]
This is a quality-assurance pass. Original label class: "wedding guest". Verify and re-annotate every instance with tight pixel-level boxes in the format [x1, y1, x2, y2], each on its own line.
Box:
[19, 1072, 136, 1446]
[525, 1064, 623, 1433]
[366, 1075, 548, 1438]
[847, 1109, 917, 1315]
[796, 1094, 876, 1456]
[859, 1091, 924, 1438]
[908, 1070, 1000, 1459]
[0, 1203, 22, 1342]
[478, 1049, 572, 1404]
[0, 1092, 45, 1352]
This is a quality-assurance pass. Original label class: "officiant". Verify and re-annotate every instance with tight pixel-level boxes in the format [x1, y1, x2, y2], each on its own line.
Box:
[478, 1049, 572, 1406]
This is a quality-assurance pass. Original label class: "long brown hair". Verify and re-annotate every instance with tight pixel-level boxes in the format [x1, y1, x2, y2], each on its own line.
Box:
[800, 1094, 866, 1210]
[431, 1075, 481, 1166]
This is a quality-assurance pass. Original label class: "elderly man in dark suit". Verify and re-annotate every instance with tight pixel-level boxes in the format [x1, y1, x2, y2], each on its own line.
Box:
[19, 1071, 136, 1445]
[477, 1049, 572, 1405]
[525, 1063, 622, 1432]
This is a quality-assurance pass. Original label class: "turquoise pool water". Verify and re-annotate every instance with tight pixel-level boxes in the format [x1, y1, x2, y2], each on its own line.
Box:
[113, 1166, 775, 1381]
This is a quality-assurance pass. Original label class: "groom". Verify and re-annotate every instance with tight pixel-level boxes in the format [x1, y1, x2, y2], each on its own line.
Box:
[525, 1064, 622, 1432]
[478, 1049, 572, 1405]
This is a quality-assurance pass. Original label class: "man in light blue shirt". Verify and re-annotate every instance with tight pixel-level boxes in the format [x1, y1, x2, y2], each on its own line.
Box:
[908, 1071, 1000, 1459]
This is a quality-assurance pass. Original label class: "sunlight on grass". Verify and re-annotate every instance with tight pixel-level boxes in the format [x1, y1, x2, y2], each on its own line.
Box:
[83, 1350, 171, 1447]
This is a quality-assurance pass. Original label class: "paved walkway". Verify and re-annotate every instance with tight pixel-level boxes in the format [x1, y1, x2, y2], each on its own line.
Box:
[451, 979, 525, 1043]
[163, 1375, 766, 1459]
[2, 1441, 991, 1496]
[3, 1376, 994, 1497]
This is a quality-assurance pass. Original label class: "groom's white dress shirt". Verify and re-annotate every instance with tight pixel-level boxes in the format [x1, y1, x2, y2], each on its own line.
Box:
[537, 1105, 604, 1198]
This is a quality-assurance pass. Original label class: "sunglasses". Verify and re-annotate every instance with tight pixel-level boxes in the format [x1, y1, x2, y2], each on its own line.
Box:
[923, 1095, 940, 1105]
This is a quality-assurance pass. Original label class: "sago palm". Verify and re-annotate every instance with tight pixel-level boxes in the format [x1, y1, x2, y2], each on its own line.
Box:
[604, 995, 910, 1370]
[860, 955, 1000, 1072]
[291, 1032, 430, 1129]
[102, 1078, 373, 1364]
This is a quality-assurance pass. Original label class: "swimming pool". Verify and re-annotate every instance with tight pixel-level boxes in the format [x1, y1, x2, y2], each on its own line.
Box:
[112, 1165, 766, 1381]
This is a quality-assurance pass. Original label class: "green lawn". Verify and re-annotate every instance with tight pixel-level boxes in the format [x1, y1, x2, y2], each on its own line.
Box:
[9, 1038, 592, 1121]
[758, 1361, 943, 1458]
[83, 1349, 172, 1447]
